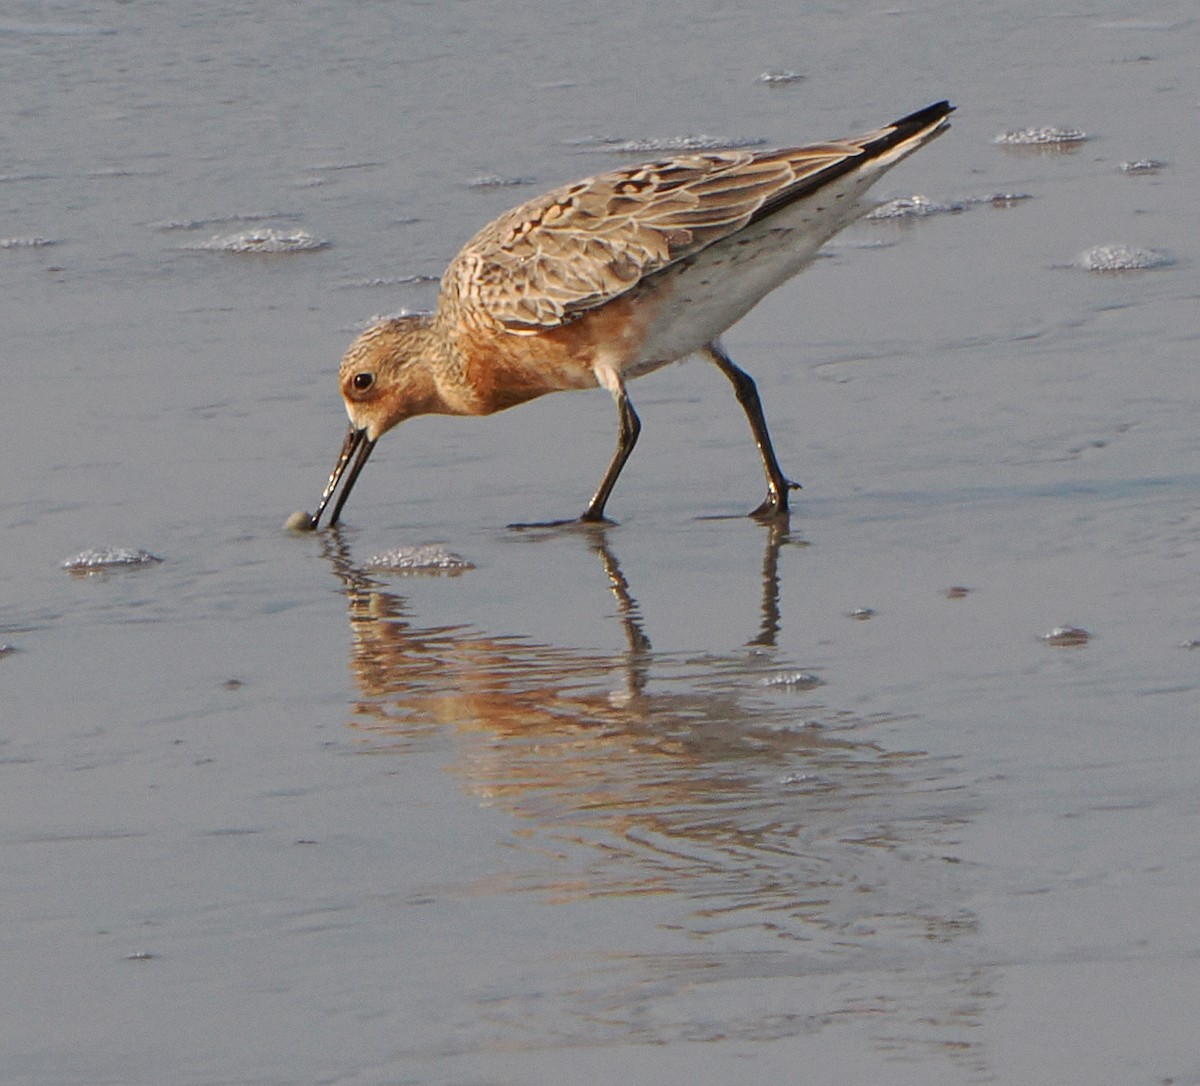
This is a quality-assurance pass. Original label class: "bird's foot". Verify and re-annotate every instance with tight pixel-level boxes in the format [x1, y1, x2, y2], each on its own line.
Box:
[749, 479, 801, 520]
[508, 514, 617, 531]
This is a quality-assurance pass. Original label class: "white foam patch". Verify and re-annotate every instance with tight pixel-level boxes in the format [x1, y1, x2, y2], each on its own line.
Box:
[758, 69, 804, 86]
[364, 545, 475, 575]
[868, 194, 967, 220]
[761, 671, 823, 689]
[469, 175, 536, 188]
[1120, 159, 1165, 173]
[192, 228, 330, 254]
[994, 126, 1088, 146]
[62, 547, 162, 572]
[570, 133, 766, 153]
[0, 236, 60, 248]
[1075, 244, 1174, 272]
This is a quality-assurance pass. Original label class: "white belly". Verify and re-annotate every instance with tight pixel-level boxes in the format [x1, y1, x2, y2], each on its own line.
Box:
[628, 165, 885, 371]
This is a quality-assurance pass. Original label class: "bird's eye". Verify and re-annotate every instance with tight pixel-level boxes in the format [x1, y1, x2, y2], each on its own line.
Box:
[353, 372, 375, 392]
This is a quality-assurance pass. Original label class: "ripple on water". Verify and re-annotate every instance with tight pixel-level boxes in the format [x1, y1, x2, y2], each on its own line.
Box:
[1074, 244, 1174, 272]
[151, 211, 303, 232]
[364, 545, 475, 575]
[62, 548, 162, 574]
[335, 274, 440, 290]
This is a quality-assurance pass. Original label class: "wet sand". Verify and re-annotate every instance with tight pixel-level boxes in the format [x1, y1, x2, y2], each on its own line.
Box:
[3, 2, 1199, 1083]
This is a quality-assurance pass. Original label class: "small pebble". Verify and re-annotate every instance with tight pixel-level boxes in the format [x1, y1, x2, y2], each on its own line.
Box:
[284, 510, 316, 532]
[1042, 626, 1090, 647]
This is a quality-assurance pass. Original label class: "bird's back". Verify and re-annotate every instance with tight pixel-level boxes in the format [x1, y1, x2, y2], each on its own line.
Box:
[439, 101, 953, 366]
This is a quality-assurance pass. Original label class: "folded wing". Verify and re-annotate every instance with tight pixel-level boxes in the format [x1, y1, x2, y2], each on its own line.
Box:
[440, 102, 952, 334]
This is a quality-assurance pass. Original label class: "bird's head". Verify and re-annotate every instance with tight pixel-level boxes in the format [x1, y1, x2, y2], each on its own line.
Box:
[305, 316, 443, 529]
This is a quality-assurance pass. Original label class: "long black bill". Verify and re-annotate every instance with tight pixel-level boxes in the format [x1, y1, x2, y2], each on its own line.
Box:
[308, 424, 377, 529]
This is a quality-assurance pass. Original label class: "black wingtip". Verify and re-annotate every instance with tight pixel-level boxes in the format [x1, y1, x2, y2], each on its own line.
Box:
[894, 100, 956, 132]
[858, 100, 954, 160]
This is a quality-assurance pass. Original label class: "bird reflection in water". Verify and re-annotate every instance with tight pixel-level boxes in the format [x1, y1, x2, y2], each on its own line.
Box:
[320, 526, 971, 934]
[320, 525, 986, 1065]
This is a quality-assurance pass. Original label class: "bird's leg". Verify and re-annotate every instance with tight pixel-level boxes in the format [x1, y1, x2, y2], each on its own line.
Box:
[703, 341, 800, 519]
[581, 380, 641, 523]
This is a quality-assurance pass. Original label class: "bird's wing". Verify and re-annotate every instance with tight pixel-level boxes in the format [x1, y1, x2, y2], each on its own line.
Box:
[439, 142, 862, 333]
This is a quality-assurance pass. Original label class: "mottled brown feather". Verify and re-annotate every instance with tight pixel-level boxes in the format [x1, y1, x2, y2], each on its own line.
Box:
[440, 143, 865, 334]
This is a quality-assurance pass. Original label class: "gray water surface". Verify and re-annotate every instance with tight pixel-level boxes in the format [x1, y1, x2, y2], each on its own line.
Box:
[3, 2, 1199, 1083]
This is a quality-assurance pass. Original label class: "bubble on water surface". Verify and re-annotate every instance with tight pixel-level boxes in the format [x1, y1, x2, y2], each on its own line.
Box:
[62, 548, 162, 573]
[1120, 159, 1165, 174]
[615, 134, 767, 153]
[761, 671, 823, 690]
[977, 192, 1034, 208]
[364, 545, 474, 575]
[1042, 625, 1090, 647]
[335, 274, 440, 290]
[758, 69, 804, 86]
[571, 133, 767, 154]
[193, 228, 330, 254]
[469, 175, 536, 188]
[0, 236, 60, 248]
[868, 192, 1031, 221]
[868, 194, 967, 220]
[1074, 244, 1173, 272]
[994, 126, 1088, 147]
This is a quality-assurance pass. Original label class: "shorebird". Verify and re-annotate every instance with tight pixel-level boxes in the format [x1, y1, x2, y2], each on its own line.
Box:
[302, 101, 953, 529]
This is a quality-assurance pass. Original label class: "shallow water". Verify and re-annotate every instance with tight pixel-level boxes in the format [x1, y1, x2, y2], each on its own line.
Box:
[4, 2, 1200, 1083]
